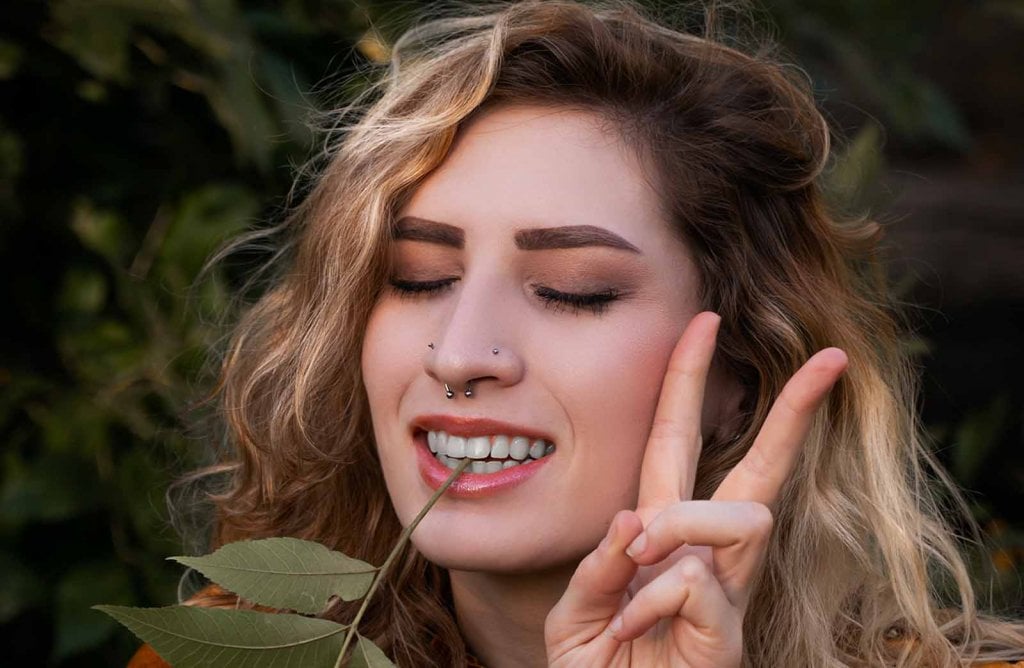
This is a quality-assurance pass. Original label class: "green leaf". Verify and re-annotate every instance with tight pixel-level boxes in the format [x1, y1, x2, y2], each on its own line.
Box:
[96, 605, 347, 667]
[203, 51, 279, 170]
[58, 265, 107, 315]
[171, 538, 376, 614]
[350, 634, 395, 668]
[69, 199, 133, 267]
[823, 121, 884, 214]
[156, 184, 258, 290]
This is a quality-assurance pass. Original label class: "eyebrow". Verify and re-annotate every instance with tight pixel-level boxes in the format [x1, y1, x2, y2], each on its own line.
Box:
[394, 216, 465, 247]
[394, 216, 642, 254]
[516, 225, 641, 253]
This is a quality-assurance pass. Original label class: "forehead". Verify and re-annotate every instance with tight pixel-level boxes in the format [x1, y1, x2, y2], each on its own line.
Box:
[400, 105, 673, 253]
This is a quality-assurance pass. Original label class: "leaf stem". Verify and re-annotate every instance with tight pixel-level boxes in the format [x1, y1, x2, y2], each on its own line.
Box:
[333, 458, 470, 667]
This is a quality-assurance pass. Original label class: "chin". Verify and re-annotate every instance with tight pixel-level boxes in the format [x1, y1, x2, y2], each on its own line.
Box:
[410, 517, 598, 575]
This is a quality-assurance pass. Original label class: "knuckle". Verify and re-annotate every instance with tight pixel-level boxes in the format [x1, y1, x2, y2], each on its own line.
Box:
[776, 385, 807, 415]
[668, 360, 702, 381]
[737, 445, 775, 483]
[743, 502, 774, 536]
[677, 554, 709, 584]
[649, 415, 684, 441]
[571, 548, 605, 584]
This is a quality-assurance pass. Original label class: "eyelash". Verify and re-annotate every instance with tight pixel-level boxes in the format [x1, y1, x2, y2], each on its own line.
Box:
[388, 278, 620, 316]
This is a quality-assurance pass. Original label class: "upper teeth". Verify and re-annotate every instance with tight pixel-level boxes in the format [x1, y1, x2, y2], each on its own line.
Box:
[427, 430, 554, 461]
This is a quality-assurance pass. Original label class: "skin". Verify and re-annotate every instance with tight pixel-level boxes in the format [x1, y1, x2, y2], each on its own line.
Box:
[361, 104, 847, 667]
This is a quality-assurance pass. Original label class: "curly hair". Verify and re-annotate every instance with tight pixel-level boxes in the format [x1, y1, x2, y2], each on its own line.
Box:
[183, 1, 1024, 665]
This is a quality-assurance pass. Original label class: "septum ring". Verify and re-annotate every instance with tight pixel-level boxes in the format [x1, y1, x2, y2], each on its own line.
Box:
[443, 382, 474, 399]
[431, 343, 498, 400]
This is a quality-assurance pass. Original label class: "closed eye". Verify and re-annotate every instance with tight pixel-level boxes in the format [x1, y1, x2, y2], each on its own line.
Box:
[532, 285, 619, 316]
[388, 278, 620, 316]
[389, 278, 455, 296]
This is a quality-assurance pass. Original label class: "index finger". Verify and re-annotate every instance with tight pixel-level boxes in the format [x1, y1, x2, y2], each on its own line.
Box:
[636, 311, 721, 512]
[712, 347, 848, 505]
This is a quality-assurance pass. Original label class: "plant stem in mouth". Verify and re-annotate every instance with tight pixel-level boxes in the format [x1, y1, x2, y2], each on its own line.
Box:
[334, 457, 471, 667]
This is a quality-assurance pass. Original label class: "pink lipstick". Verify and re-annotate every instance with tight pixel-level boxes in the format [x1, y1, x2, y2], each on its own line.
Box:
[411, 416, 555, 498]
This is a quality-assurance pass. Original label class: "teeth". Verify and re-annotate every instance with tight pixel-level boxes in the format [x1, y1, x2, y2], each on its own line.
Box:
[467, 436, 491, 459]
[447, 436, 466, 458]
[426, 429, 555, 470]
[490, 435, 510, 459]
[509, 437, 530, 460]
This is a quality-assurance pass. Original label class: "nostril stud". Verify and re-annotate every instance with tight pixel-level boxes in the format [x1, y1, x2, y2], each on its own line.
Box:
[492, 348, 499, 355]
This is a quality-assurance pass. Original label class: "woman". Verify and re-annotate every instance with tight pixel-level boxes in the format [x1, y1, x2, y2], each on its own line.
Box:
[133, 1, 1024, 666]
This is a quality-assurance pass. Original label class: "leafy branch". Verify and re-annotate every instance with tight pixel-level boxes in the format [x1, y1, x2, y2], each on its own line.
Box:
[95, 459, 470, 667]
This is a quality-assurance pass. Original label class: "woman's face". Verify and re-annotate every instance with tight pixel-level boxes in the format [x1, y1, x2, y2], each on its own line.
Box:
[362, 105, 731, 573]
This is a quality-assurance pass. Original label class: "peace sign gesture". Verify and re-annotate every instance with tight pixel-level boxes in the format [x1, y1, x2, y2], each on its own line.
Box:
[545, 312, 849, 667]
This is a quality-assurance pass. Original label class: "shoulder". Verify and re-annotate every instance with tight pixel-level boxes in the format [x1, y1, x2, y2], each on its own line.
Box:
[127, 643, 169, 668]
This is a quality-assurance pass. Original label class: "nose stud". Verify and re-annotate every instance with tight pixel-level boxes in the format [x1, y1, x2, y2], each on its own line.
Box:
[428, 342, 498, 355]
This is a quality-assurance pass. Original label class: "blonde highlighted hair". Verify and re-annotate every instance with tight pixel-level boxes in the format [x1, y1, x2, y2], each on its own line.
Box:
[187, 1, 1024, 665]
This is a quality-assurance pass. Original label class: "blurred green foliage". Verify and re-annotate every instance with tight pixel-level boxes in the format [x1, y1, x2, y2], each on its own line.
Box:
[1, 1, 1020, 665]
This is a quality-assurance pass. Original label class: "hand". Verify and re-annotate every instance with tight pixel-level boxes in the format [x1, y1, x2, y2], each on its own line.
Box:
[545, 312, 848, 667]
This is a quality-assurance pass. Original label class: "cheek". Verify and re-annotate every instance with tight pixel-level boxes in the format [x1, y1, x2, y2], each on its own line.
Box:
[555, 315, 684, 493]
[588, 342, 669, 427]
[362, 303, 425, 525]
[361, 302, 418, 416]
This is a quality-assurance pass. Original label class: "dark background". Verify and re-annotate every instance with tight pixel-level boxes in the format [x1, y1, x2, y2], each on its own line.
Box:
[1, 1, 1021, 665]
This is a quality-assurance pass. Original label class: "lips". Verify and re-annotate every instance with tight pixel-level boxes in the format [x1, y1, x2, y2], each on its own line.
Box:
[411, 414, 556, 443]
[408, 415, 558, 497]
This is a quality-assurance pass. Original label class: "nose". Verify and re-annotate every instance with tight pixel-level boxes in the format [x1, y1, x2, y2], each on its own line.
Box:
[424, 277, 525, 397]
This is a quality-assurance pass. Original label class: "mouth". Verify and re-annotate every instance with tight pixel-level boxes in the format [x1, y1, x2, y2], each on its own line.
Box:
[422, 429, 556, 473]
[412, 428, 556, 497]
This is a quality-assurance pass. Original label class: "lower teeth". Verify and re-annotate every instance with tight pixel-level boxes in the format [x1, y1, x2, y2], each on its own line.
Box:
[434, 451, 552, 472]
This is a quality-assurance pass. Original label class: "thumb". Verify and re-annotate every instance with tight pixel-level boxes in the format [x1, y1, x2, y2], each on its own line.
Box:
[545, 510, 643, 660]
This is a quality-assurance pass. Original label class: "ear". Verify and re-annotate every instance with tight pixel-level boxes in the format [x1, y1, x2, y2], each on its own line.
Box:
[700, 360, 746, 441]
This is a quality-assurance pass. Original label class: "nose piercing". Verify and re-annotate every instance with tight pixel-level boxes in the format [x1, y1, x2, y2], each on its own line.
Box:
[431, 345, 498, 398]
[429, 342, 498, 354]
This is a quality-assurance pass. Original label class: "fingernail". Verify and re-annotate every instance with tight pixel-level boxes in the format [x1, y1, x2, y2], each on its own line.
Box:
[625, 532, 646, 558]
[605, 615, 623, 638]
